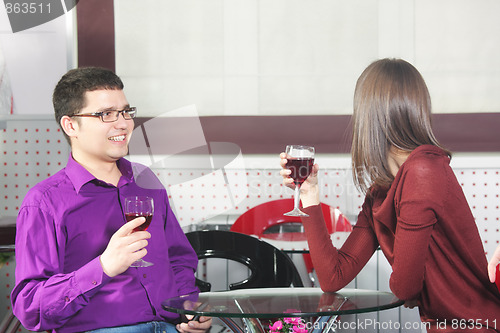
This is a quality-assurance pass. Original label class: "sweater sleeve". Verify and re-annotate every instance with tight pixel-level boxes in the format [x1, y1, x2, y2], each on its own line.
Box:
[302, 202, 379, 292]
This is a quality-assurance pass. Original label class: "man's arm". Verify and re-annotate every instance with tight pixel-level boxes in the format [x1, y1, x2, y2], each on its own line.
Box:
[12, 206, 149, 331]
[12, 205, 106, 330]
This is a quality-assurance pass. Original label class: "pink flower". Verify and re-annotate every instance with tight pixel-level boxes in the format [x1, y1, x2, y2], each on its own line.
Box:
[284, 317, 301, 325]
[269, 320, 283, 332]
[292, 325, 308, 333]
[269, 315, 306, 333]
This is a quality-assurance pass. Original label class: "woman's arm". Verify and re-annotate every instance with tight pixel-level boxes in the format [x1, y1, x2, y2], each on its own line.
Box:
[301, 203, 379, 292]
[280, 152, 378, 291]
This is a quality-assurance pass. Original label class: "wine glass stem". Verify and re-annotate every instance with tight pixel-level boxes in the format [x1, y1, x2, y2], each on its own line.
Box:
[294, 184, 301, 210]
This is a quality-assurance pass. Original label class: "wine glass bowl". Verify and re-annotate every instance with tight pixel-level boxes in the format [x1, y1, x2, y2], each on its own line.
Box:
[286, 156, 315, 186]
[124, 196, 154, 267]
[284, 145, 315, 217]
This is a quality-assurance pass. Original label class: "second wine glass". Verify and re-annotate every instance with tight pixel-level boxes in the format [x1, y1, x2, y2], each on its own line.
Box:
[284, 145, 315, 217]
[124, 196, 154, 267]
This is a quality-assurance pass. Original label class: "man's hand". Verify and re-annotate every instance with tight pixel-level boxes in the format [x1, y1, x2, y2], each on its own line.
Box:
[176, 315, 212, 333]
[99, 217, 151, 277]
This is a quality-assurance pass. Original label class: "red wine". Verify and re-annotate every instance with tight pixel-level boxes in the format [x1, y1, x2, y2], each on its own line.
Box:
[286, 157, 314, 185]
[126, 213, 153, 231]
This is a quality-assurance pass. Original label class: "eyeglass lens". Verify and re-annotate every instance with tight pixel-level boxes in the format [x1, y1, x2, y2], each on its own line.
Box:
[102, 109, 136, 122]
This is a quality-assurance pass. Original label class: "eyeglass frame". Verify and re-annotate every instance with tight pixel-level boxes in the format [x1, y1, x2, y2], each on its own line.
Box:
[69, 107, 137, 123]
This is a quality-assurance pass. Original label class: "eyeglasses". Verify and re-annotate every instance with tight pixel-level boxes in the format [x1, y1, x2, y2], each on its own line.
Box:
[70, 107, 137, 123]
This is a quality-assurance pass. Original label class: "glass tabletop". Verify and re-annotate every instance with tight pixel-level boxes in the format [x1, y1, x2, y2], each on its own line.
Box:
[162, 287, 403, 319]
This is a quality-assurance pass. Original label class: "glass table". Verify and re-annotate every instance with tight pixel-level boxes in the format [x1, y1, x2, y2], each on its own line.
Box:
[162, 287, 404, 333]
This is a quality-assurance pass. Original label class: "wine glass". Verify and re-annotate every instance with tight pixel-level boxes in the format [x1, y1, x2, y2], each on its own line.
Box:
[124, 196, 154, 267]
[283, 145, 315, 217]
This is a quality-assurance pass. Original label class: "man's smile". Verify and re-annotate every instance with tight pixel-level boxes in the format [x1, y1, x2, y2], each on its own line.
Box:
[108, 134, 126, 142]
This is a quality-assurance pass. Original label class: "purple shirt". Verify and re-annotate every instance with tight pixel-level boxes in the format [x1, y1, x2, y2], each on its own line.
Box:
[11, 155, 199, 332]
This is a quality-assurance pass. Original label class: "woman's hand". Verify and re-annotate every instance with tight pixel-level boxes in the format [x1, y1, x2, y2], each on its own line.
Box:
[488, 245, 500, 283]
[279, 152, 320, 208]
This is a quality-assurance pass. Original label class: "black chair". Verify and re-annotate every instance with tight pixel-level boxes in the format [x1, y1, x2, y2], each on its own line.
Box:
[0, 310, 21, 333]
[185, 230, 304, 292]
[0, 219, 20, 333]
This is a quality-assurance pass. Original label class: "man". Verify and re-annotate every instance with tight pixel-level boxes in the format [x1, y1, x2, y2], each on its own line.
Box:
[11, 67, 212, 333]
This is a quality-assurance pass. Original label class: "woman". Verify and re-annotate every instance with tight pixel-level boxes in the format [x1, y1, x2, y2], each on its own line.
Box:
[280, 58, 500, 331]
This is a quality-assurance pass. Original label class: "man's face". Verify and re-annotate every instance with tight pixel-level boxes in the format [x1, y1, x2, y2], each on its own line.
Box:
[70, 89, 134, 165]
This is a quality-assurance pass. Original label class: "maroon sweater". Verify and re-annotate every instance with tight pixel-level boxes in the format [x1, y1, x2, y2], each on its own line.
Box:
[302, 145, 500, 331]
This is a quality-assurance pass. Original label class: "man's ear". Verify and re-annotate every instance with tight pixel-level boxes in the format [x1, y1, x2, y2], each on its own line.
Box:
[60, 116, 79, 139]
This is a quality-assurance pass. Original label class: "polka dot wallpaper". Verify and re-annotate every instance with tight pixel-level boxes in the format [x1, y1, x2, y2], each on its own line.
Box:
[1, 118, 499, 331]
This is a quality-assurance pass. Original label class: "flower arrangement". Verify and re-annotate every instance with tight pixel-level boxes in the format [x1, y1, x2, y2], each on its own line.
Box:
[268, 317, 307, 333]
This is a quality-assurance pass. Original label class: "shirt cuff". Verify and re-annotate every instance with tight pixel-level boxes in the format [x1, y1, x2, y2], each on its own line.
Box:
[74, 256, 111, 297]
[302, 204, 324, 223]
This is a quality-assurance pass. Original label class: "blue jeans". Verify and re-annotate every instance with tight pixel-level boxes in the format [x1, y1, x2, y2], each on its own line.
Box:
[86, 321, 178, 333]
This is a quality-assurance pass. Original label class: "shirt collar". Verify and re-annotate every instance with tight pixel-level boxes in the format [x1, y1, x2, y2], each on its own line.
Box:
[116, 158, 135, 186]
[65, 154, 135, 193]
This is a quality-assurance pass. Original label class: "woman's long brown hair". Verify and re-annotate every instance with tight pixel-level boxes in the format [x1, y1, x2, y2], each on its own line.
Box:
[351, 58, 450, 194]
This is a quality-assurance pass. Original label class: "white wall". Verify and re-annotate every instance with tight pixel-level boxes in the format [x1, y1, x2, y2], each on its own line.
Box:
[115, 0, 500, 117]
[2, 1, 500, 117]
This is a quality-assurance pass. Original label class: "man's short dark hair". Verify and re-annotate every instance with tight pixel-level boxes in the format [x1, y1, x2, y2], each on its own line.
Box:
[53, 67, 124, 142]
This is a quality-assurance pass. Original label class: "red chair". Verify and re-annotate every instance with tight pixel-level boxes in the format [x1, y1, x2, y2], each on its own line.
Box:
[230, 199, 352, 286]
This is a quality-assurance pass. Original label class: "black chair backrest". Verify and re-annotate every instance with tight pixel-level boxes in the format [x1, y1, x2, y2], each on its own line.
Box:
[185, 230, 304, 292]
[0, 310, 21, 333]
